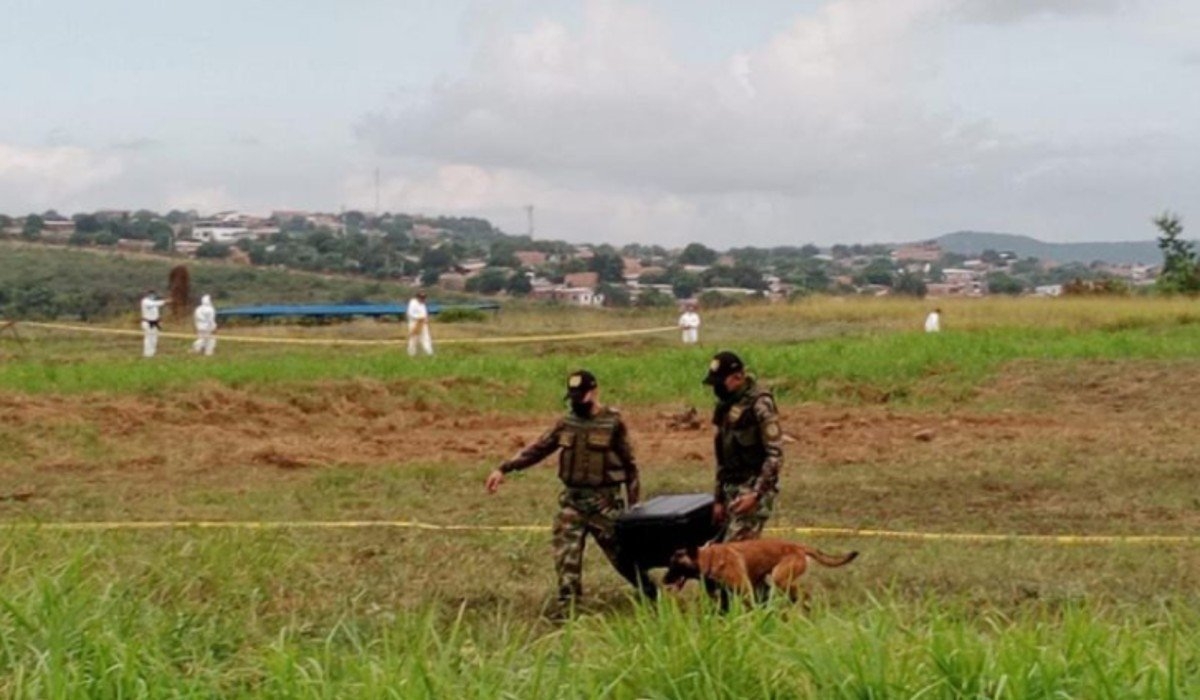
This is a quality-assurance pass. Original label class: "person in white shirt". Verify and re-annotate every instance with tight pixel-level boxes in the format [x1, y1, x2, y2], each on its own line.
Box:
[192, 294, 218, 356]
[407, 291, 433, 356]
[140, 290, 169, 358]
[678, 304, 701, 344]
[924, 308, 941, 333]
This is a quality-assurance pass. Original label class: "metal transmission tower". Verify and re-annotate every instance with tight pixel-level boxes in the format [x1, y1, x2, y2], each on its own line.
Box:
[525, 204, 535, 237]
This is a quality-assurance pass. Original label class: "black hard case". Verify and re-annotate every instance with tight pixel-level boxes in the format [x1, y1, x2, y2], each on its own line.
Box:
[615, 493, 720, 570]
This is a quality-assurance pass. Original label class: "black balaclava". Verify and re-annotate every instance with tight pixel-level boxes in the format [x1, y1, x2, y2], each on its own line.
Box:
[713, 383, 736, 403]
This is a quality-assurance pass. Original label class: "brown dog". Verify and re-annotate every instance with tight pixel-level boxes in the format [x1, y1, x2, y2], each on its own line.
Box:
[664, 539, 858, 603]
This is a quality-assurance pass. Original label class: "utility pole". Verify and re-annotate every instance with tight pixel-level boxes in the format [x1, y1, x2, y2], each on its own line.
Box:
[525, 204, 534, 237]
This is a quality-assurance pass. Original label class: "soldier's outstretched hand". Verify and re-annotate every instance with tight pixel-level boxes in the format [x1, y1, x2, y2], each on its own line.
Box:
[485, 469, 505, 494]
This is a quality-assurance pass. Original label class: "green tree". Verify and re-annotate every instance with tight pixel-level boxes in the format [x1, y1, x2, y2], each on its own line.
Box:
[465, 268, 509, 295]
[1010, 257, 1040, 276]
[282, 215, 312, 233]
[420, 269, 441, 287]
[980, 249, 1004, 265]
[13, 284, 59, 318]
[487, 240, 520, 268]
[636, 288, 674, 308]
[589, 247, 625, 283]
[22, 214, 44, 240]
[73, 214, 104, 233]
[939, 252, 968, 268]
[597, 283, 630, 307]
[382, 225, 411, 249]
[986, 271, 1024, 295]
[149, 223, 174, 252]
[305, 229, 339, 254]
[855, 258, 895, 287]
[671, 271, 701, 299]
[679, 243, 718, 266]
[892, 270, 927, 298]
[420, 246, 456, 272]
[195, 242, 231, 259]
[698, 290, 740, 308]
[788, 258, 830, 292]
[1154, 213, 1199, 294]
[505, 272, 533, 296]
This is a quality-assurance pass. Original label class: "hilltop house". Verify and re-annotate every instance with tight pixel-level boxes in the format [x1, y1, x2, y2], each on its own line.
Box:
[527, 271, 605, 306]
[514, 250, 547, 268]
[892, 243, 942, 263]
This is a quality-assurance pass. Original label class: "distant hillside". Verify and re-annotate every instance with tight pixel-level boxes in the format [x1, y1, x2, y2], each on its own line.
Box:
[934, 231, 1167, 266]
[0, 242, 423, 320]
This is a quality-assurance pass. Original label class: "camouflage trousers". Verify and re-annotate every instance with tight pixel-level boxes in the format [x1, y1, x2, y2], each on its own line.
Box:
[718, 481, 776, 543]
[552, 487, 654, 605]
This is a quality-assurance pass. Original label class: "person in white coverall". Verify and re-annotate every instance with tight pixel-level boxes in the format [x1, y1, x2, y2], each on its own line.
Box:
[140, 290, 169, 358]
[678, 304, 701, 344]
[407, 291, 433, 356]
[192, 294, 218, 356]
[924, 308, 941, 333]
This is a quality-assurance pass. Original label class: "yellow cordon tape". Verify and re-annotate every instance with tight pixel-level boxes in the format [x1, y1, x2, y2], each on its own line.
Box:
[4, 520, 1199, 545]
[774, 527, 1200, 545]
[14, 321, 678, 346]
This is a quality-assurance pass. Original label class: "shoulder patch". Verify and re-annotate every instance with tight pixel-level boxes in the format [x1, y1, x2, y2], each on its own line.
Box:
[754, 392, 778, 412]
[763, 421, 783, 440]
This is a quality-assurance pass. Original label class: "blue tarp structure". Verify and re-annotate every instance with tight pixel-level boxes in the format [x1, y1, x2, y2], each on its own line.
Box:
[217, 301, 500, 320]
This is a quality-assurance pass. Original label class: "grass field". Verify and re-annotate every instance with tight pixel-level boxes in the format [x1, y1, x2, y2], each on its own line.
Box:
[2, 297, 1200, 697]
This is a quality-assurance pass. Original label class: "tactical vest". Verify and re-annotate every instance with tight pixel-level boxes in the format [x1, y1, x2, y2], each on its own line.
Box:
[715, 386, 771, 484]
[557, 410, 627, 488]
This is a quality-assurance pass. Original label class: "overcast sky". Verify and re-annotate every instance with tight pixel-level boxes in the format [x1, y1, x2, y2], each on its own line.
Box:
[2, 0, 1197, 247]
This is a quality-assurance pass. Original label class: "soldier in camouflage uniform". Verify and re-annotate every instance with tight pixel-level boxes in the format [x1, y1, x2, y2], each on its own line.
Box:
[703, 351, 784, 542]
[485, 370, 656, 611]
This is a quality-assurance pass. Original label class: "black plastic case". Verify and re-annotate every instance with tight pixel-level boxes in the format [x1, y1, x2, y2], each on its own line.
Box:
[615, 493, 720, 569]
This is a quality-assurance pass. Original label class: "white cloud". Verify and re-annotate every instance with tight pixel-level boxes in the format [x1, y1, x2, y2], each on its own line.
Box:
[343, 162, 704, 243]
[352, 0, 1199, 246]
[356, 0, 1031, 244]
[0, 143, 123, 212]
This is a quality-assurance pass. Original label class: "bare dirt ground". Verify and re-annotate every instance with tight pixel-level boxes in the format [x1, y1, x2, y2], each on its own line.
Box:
[2, 359, 1198, 535]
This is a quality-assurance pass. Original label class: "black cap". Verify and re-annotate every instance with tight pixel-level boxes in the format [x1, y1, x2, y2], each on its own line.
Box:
[703, 351, 744, 385]
[565, 369, 598, 399]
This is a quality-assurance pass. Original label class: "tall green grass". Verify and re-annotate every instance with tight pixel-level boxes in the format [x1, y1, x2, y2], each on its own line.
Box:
[1, 547, 1196, 698]
[4, 324, 1199, 409]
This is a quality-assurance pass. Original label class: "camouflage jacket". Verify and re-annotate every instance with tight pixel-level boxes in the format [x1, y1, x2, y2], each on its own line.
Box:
[712, 377, 783, 499]
[499, 406, 641, 503]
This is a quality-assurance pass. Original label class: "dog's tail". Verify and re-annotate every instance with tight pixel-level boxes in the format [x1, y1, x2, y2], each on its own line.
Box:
[806, 549, 859, 568]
